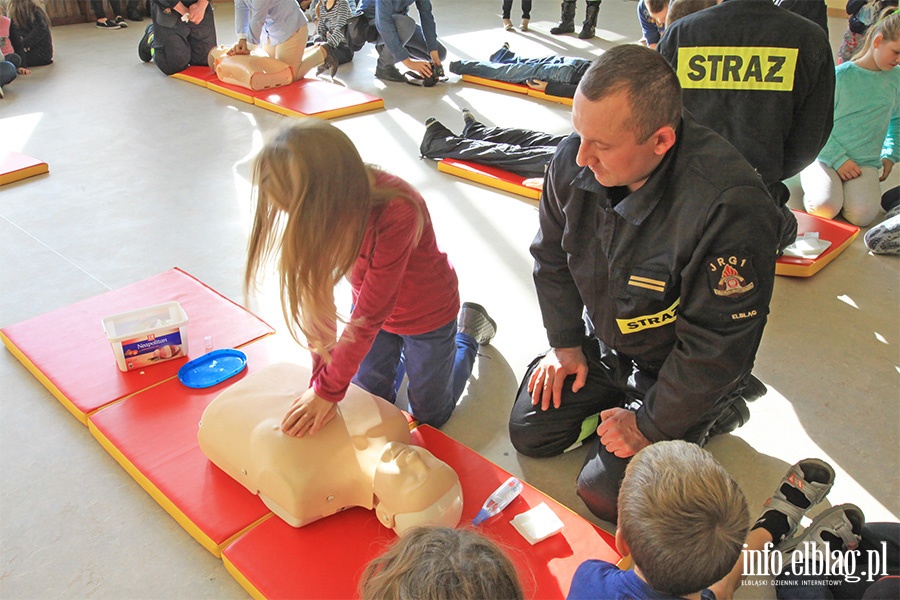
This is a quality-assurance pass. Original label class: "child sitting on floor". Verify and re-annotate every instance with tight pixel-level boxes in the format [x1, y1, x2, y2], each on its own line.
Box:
[6, 0, 52, 67]
[568, 441, 749, 600]
[800, 8, 900, 227]
[359, 526, 524, 600]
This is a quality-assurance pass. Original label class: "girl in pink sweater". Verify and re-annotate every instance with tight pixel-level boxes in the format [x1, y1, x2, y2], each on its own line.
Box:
[245, 120, 496, 437]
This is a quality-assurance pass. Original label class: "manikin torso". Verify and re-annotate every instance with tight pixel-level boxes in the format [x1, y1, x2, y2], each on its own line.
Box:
[207, 45, 293, 90]
[198, 362, 463, 534]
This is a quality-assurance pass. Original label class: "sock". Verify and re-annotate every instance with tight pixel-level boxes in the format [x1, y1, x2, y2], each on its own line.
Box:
[753, 510, 791, 545]
[293, 46, 325, 81]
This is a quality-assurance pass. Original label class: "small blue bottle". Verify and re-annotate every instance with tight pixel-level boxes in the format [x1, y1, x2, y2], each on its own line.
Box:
[472, 476, 524, 526]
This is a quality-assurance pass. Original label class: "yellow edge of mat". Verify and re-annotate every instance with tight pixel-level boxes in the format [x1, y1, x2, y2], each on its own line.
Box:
[461, 74, 529, 94]
[0, 163, 49, 186]
[253, 98, 385, 120]
[775, 229, 859, 278]
[1, 331, 89, 425]
[170, 73, 211, 87]
[207, 82, 255, 103]
[527, 89, 573, 106]
[438, 161, 541, 201]
[311, 99, 385, 120]
[222, 554, 267, 600]
[88, 419, 224, 556]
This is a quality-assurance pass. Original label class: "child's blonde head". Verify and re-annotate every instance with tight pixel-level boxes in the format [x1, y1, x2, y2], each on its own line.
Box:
[359, 526, 524, 600]
[617, 441, 749, 596]
[4, 0, 49, 28]
[855, 6, 900, 58]
[245, 120, 421, 360]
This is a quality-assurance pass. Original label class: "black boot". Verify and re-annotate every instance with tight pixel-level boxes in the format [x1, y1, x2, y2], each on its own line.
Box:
[706, 375, 767, 441]
[578, 1, 601, 40]
[550, 1, 577, 35]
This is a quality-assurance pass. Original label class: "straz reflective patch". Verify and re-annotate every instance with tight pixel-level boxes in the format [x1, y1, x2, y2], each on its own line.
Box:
[677, 46, 798, 91]
[617, 299, 679, 334]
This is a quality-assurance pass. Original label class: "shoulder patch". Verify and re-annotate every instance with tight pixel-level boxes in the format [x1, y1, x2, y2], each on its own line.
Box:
[707, 254, 757, 299]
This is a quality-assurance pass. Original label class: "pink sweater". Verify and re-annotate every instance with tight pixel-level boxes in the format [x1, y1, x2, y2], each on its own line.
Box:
[311, 171, 460, 402]
[0, 16, 13, 56]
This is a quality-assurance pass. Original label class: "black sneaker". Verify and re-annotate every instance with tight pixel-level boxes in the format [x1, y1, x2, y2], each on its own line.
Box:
[138, 24, 154, 62]
[127, 11, 144, 21]
[114, 15, 128, 27]
[375, 64, 406, 82]
[96, 19, 121, 29]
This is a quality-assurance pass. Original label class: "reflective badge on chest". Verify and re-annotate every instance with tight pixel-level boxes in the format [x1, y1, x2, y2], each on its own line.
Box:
[707, 254, 757, 299]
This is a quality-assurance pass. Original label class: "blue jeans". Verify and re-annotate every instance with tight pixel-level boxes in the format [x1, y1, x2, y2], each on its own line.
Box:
[375, 14, 447, 69]
[449, 46, 586, 84]
[352, 319, 477, 428]
[0, 60, 17, 87]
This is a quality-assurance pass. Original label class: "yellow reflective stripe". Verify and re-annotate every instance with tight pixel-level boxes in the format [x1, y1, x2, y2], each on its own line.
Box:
[676, 46, 798, 91]
[628, 281, 666, 293]
[629, 275, 666, 289]
[616, 298, 680, 334]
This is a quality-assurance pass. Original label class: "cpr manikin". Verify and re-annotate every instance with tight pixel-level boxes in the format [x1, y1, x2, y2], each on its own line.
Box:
[197, 363, 463, 535]
[207, 45, 293, 91]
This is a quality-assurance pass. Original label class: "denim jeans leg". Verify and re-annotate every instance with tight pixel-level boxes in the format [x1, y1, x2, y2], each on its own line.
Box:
[401, 319, 466, 428]
[352, 329, 404, 403]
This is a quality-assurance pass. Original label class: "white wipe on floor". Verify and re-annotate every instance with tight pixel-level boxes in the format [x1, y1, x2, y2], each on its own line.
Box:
[510, 502, 564, 545]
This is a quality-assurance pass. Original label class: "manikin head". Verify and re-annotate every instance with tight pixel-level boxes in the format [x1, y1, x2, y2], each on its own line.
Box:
[198, 363, 462, 535]
[373, 442, 463, 536]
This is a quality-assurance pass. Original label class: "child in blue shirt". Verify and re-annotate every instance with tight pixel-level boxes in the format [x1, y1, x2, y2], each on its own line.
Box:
[567, 441, 747, 600]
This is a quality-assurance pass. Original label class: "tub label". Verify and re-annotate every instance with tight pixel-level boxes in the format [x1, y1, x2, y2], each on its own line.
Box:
[120, 329, 184, 370]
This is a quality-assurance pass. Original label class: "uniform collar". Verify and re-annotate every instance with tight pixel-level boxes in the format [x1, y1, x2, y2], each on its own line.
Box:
[572, 118, 684, 226]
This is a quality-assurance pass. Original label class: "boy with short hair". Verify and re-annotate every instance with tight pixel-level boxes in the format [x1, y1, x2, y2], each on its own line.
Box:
[568, 441, 749, 599]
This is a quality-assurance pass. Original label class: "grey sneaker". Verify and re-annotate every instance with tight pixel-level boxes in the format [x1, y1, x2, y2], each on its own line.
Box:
[375, 64, 406, 82]
[458, 302, 497, 345]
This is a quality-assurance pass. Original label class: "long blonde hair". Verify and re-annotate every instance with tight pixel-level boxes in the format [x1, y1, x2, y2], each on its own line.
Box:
[5, 0, 50, 29]
[854, 6, 900, 59]
[245, 120, 423, 361]
[359, 527, 524, 600]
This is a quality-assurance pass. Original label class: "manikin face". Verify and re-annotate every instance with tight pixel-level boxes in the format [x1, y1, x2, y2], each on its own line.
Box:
[872, 34, 900, 71]
[572, 89, 670, 193]
[373, 442, 462, 534]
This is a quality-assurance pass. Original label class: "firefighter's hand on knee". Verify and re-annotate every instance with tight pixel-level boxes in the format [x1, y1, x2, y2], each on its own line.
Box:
[527, 346, 587, 411]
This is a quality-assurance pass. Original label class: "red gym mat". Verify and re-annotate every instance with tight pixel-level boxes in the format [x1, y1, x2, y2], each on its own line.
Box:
[460, 74, 573, 106]
[461, 74, 530, 95]
[0, 151, 49, 185]
[776, 210, 860, 277]
[222, 425, 620, 600]
[254, 79, 384, 120]
[438, 158, 541, 202]
[0, 268, 274, 423]
[87, 339, 280, 556]
[174, 65, 384, 118]
[170, 65, 219, 87]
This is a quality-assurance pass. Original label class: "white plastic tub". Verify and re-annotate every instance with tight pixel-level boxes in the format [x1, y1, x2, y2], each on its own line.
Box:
[102, 301, 189, 372]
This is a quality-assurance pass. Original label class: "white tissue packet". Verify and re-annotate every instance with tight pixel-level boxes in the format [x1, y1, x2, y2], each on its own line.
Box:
[510, 502, 564, 545]
[782, 232, 832, 259]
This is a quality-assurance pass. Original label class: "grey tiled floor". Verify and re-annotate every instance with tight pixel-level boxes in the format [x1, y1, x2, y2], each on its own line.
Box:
[1, 1, 897, 597]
